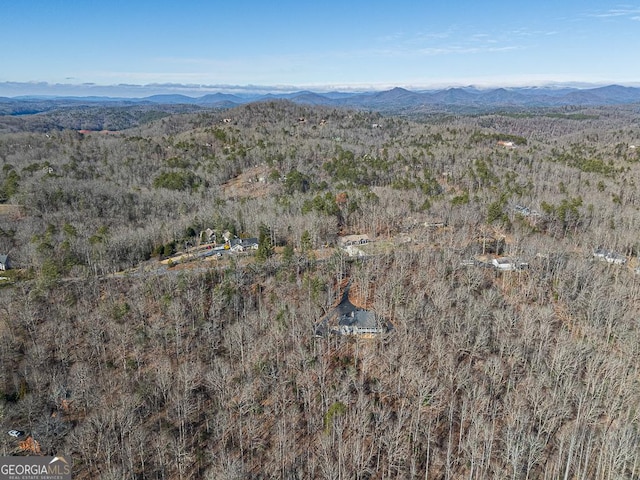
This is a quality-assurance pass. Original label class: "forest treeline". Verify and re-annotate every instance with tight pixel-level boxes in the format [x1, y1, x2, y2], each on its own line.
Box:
[1, 100, 640, 478]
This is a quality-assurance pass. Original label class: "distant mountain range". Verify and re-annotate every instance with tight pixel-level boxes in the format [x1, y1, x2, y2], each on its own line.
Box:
[2, 84, 640, 114]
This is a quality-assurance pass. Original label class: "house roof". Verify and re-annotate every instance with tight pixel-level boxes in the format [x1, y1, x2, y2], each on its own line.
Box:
[491, 256, 528, 271]
[314, 281, 392, 336]
[0, 254, 8, 265]
[338, 309, 378, 329]
[593, 248, 626, 263]
[493, 257, 514, 264]
[230, 238, 259, 247]
[337, 234, 370, 247]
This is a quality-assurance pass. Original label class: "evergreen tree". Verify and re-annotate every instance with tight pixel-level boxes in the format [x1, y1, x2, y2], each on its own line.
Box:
[256, 224, 273, 261]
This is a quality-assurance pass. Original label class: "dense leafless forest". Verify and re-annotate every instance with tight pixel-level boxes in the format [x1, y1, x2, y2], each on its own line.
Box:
[2, 100, 640, 479]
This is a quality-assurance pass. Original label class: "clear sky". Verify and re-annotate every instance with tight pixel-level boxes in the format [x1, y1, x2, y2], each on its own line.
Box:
[1, 0, 639, 95]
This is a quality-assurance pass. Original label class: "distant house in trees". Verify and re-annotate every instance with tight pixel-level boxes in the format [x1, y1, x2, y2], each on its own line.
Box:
[335, 309, 387, 336]
[424, 221, 447, 229]
[492, 257, 516, 271]
[593, 248, 609, 260]
[229, 241, 244, 253]
[491, 257, 528, 271]
[512, 204, 542, 221]
[603, 251, 626, 265]
[513, 204, 531, 216]
[229, 238, 259, 253]
[337, 234, 371, 248]
[337, 235, 372, 257]
[315, 282, 392, 338]
[0, 254, 10, 271]
[606, 253, 627, 265]
[593, 248, 627, 265]
[242, 238, 259, 250]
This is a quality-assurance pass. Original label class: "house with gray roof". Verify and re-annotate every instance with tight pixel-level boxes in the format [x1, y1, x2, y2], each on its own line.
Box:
[314, 282, 392, 337]
[593, 247, 627, 265]
[337, 234, 371, 248]
[229, 238, 259, 252]
[335, 309, 386, 336]
[491, 257, 529, 271]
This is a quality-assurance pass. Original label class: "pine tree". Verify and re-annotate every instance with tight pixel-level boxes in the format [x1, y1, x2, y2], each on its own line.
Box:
[256, 224, 273, 261]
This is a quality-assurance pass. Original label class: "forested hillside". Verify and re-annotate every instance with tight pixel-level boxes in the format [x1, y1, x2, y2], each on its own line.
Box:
[1, 100, 640, 478]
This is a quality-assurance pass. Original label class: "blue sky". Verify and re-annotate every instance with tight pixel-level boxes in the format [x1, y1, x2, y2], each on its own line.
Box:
[1, 1, 639, 96]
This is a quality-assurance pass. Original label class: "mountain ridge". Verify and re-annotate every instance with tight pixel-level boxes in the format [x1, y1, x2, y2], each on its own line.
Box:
[3, 84, 640, 114]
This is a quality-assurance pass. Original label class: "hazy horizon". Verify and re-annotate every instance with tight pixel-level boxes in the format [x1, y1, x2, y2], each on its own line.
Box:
[2, 79, 640, 99]
[2, 1, 639, 97]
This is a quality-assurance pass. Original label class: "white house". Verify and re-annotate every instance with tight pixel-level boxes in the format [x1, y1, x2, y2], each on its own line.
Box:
[338, 234, 371, 248]
[605, 253, 626, 265]
[593, 248, 627, 265]
[229, 238, 259, 253]
[593, 248, 609, 260]
[491, 257, 528, 271]
[492, 257, 517, 271]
